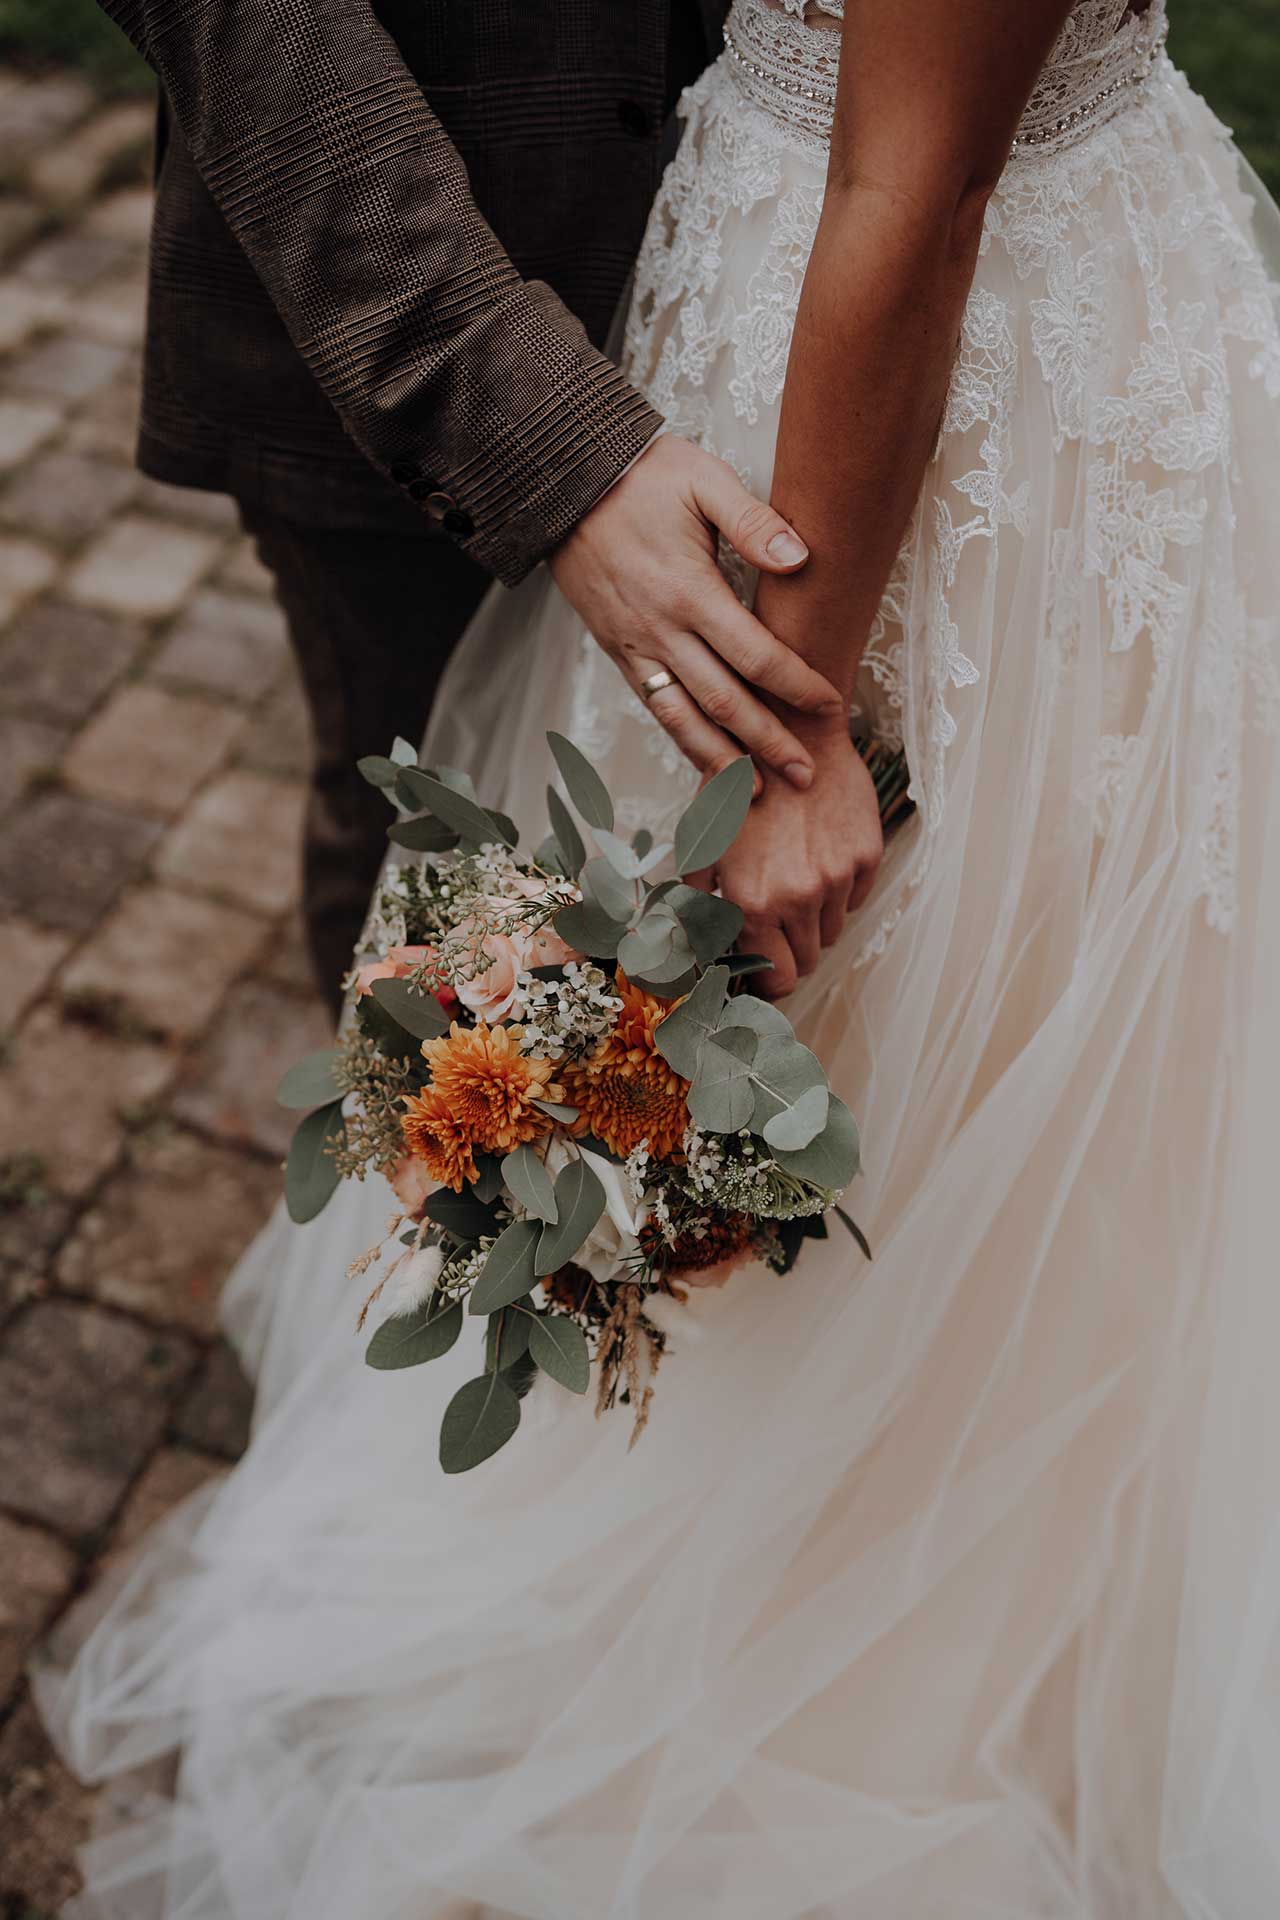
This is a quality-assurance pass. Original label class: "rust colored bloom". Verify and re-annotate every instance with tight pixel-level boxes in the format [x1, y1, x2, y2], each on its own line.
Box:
[399, 1088, 479, 1193]
[644, 1210, 754, 1277]
[420, 1021, 563, 1158]
[564, 972, 690, 1161]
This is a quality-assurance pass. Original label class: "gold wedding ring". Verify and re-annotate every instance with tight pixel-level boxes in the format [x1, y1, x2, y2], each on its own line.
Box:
[639, 669, 677, 703]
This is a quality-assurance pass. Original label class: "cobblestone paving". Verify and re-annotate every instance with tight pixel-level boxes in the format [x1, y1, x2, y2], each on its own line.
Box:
[0, 70, 329, 1914]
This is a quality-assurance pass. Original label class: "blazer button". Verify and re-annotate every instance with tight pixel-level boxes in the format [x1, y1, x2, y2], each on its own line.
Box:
[442, 507, 475, 539]
[390, 462, 420, 485]
[617, 99, 650, 138]
[406, 477, 441, 500]
[423, 490, 455, 523]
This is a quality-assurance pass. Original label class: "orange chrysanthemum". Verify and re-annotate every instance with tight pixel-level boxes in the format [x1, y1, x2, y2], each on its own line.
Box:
[419, 1021, 563, 1159]
[400, 1087, 479, 1193]
[564, 972, 690, 1161]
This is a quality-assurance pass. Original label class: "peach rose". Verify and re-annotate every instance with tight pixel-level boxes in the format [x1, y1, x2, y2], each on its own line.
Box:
[388, 1153, 435, 1216]
[527, 925, 576, 970]
[454, 921, 577, 1022]
[352, 945, 457, 1013]
[455, 928, 530, 1022]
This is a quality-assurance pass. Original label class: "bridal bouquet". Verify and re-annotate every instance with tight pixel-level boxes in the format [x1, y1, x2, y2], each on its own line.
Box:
[278, 732, 878, 1474]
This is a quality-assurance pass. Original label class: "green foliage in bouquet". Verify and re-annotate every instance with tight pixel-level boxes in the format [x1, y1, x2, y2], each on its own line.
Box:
[277, 732, 888, 1474]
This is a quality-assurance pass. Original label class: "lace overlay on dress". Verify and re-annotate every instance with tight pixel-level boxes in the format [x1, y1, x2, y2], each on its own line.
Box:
[600, 0, 1280, 957]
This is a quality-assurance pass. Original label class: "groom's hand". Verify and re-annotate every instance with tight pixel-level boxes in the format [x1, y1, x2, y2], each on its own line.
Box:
[548, 437, 843, 790]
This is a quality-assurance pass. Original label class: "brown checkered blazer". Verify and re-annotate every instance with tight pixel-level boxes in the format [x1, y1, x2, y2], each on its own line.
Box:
[99, 0, 728, 584]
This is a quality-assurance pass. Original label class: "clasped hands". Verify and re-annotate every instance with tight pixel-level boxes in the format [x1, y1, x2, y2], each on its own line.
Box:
[549, 436, 882, 997]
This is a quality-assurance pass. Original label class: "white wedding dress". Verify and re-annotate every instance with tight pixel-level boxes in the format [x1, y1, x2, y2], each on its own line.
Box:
[38, 5, 1280, 1915]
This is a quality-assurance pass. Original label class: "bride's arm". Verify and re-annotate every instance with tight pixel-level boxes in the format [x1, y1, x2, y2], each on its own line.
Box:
[715, 0, 1076, 996]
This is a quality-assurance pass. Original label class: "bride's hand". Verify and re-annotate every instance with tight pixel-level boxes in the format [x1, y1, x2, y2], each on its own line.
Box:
[708, 729, 883, 1000]
[549, 437, 844, 791]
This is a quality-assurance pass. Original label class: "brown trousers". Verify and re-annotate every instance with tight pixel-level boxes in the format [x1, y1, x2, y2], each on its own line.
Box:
[240, 508, 491, 1011]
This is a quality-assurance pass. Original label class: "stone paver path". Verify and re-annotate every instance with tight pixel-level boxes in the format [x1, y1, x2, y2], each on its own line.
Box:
[0, 68, 328, 1914]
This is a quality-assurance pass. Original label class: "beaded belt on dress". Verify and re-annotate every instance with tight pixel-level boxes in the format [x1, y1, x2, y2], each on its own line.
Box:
[721, 1, 1171, 159]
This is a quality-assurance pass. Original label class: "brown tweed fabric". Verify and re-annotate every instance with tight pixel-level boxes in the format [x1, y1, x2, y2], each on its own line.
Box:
[98, 0, 727, 584]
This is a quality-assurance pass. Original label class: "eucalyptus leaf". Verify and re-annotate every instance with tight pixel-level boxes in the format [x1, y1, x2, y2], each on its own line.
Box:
[835, 1204, 872, 1261]
[439, 1373, 521, 1473]
[726, 954, 774, 978]
[284, 1100, 345, 1224]
[632, 828, 653, 859]
[485, 1301, 533, 1373]
[688, 1027, 758, 1133]
[553, 897, 629, 960]
[527, 1313, 590, 1394]
[594, 828, 669, 880]
[393, 768, 427, 811]
[503, 1349, 541, 1399]
[772, 1095, 862, 1189]
[747, 1034, 829, 1136]
[673, 756, 754, 875]
[761, 1080, 830, 1151]
[365, 1295, 462, 1369]
[370, 975, 450, 1041]
[434, 764, 479, 800]
[653, 964, 729, 1077]
[356, 992, 420, 1062]
[718, 993, 791, 1039]
[485, 808, 520, 847]
[357, 754, 399, 789]
[470, 1154, 506, 1205]
[592, 827, 648, 879]
[548, 731, 614, 832]
[626, 964, 699, 1003]
[580, 854, 636, 924]
[534, 1156, 607, 1275]
[390, 736, 418, 766]
[617, 906, 695, 984]
[424, 1185, 501, 1242]
[387, 815, 460, 853]
[469, 1218, 540, 1314]
[662, 885, 744, 965]
[531, 1098, 581, 1123]
[546, 784, 586, 878]
[398, 768, 515, 847]
[534, 832, 566, 875]
[502, 1144, 559, 1223]
[275, 1047, 342, 1110]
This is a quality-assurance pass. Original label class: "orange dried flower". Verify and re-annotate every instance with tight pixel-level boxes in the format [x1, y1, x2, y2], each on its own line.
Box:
[420, 1021, 563, 1158]
[643, 1210, 754, 1276]
[563, 972, 690, 1161]
[400, 1088, 479, 1193]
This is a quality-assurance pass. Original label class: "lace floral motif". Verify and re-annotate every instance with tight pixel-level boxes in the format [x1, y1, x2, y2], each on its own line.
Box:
[602, 0, 1280, 944]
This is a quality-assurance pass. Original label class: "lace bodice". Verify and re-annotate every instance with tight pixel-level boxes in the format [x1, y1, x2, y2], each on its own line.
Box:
[724, 0, 1170, 161]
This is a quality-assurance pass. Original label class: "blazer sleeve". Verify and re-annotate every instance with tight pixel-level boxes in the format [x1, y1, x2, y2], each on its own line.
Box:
[102, 0, 665, 585]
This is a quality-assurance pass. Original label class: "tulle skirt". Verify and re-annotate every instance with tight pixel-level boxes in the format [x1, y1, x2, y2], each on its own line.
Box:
[36, 51, 1280, 1920]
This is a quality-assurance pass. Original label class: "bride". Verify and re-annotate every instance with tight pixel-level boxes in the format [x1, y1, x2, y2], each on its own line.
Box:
[38, 2, 1280, 1915]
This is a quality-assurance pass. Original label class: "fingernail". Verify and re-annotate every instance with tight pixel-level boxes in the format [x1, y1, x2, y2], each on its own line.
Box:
[766, 529, 808, 565]
[784, 761, 813, 789]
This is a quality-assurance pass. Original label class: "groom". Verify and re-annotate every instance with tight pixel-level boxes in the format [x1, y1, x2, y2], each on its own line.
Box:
[97, 0, 836, 1004]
